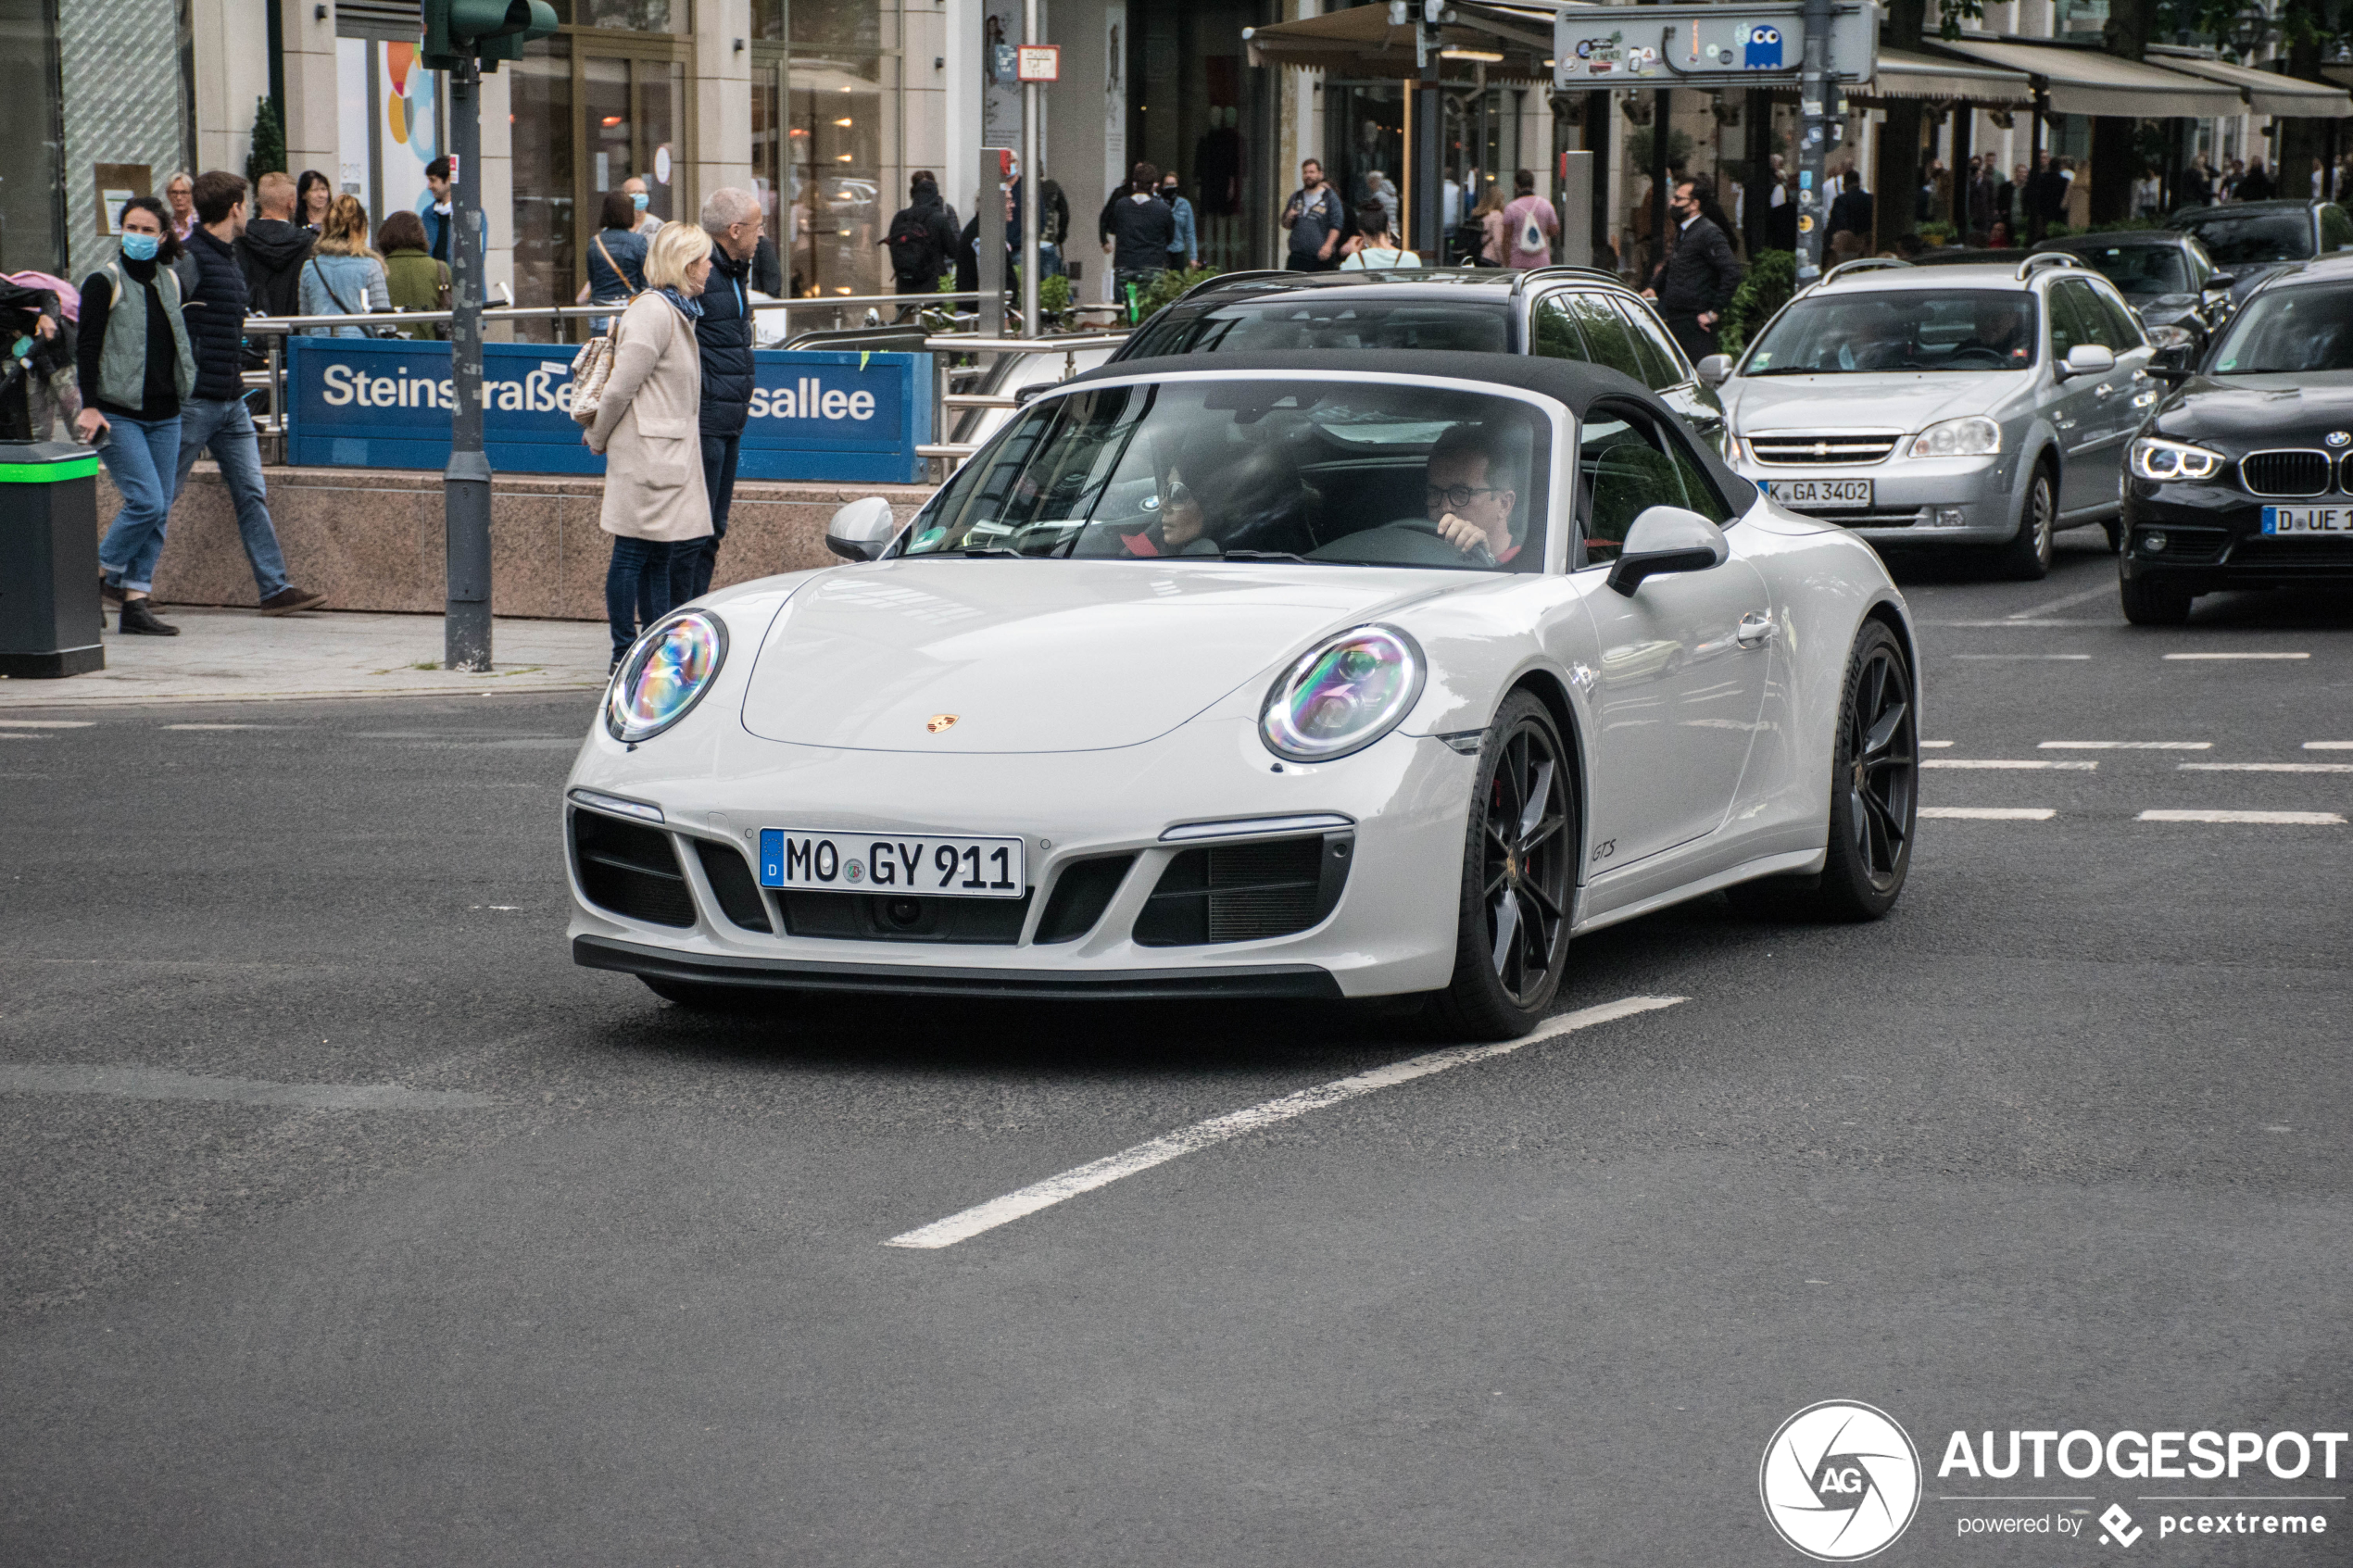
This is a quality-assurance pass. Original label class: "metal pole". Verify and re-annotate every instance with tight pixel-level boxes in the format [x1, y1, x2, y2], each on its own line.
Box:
[444, 57, 492, 671]
[978, 147, 1005, 339]
[1794, 0, 1834, 282]
[1020, 0, 1041, 339]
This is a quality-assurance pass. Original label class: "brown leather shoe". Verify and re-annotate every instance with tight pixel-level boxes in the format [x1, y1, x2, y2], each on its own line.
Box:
[258, 586, 329, 616]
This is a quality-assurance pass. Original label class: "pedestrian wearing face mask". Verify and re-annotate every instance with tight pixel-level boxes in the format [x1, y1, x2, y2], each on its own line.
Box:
[1159, 174, 1199, 270]
[1642, 178, 1743, 362]
[623, 176, 663, 234]
[79, 195, 195, 636]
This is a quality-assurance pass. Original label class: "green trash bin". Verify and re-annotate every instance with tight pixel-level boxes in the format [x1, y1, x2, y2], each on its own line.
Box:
[0, 441, 105, 678]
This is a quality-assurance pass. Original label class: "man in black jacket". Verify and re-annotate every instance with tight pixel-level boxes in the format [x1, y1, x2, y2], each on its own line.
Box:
[171, 170, 324, 615]
[688, 187, 762, 601]
[235, 170, 312, 319]
[1099, 161, 1176, 313]
[883, 174, 960, 300]
[1644, 179, 1744, 362]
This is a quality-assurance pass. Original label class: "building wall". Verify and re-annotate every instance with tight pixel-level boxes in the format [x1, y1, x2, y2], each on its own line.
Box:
[189, 0, 270, 177]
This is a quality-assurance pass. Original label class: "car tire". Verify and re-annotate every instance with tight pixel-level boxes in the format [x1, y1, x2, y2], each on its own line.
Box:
[1996, 463, 2057, 581]
[1428, 690, 1577, 1042]
[1730, 620, 1916, 922]
[2103, 516, 2126, 553]
[2119, 571, 2195, 626]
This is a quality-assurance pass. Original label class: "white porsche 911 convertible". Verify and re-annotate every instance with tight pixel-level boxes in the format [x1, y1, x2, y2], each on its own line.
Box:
[565, 352, 1919, 1039]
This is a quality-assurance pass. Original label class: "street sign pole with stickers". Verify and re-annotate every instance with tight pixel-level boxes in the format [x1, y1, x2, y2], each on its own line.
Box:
[1551, 2, 1881, 285]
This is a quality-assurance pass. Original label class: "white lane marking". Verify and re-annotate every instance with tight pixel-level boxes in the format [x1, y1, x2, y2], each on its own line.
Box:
[2008, 583, 2123, 619]
[1954, 653, 2094, 660]
[0, 720, 95, 728]
[1919, 619, 2115, 627]
[0, 1064, 496, 1110]
[1923, 759, 2098, 771]
[1921, 807, 2057, 821]
[2306, 742, 2353, 750]
[162, 723, 287, 732]
[2139, 809, 2347, 825]
[885, 994, 1688, 1250]
[2039, 740, 2210, 750]
[2180, 762, 2353, 773]
[1922, 740, 1956, 748]
[0, 734, 51, 742]
[2163, 651, 2309, 660]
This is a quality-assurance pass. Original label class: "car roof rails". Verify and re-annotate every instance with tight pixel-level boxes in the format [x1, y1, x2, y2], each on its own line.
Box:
[2017, 251, 2087, 281]
[1514, 264, 1629, 293]
[1818, 257, 1913, 286]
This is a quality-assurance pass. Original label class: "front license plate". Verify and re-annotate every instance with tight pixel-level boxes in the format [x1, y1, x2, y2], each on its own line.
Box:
[2262, 506, 2348, 534]
[1767, 479, 1874, 509]
[758, 828, 1026, 897]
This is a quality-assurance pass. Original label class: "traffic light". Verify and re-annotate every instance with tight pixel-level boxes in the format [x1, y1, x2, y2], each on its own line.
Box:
[422, 0, 558, 73]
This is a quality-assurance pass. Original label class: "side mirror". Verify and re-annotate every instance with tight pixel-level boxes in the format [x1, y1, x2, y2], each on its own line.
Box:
[824, 495, 900, 562]
[1694, 353, 1732, 388]
[1606, 506, 1730, 596]
[2057, 343, 2116, 381]
[2203, 272, 2237, 293]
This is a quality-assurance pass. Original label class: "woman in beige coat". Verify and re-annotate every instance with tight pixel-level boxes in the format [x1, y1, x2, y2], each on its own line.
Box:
[586, 220, 715, 668]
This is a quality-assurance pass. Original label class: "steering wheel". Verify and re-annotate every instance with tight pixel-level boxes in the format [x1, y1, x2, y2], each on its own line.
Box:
[1944, 346, 2007, 368]
[1386, 517, 1498, 568]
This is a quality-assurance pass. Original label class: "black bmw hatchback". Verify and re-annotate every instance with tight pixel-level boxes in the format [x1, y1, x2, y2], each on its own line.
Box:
[2120, 256, 2353, 623]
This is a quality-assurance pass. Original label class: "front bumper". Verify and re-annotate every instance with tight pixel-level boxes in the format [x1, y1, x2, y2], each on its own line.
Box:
[562, 707, 1481, 1002]
[1730, 453, 2020, 544]
[2121, 480, 2353, 592]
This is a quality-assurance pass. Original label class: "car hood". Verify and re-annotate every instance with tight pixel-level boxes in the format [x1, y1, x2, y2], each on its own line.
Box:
[738, 559, 1453, 754]
[1723, 374, 2022, 435]
[2153, 370, 2353, 445]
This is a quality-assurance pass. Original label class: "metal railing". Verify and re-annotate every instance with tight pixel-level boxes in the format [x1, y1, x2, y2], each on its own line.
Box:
[914, 333, 1131, 470]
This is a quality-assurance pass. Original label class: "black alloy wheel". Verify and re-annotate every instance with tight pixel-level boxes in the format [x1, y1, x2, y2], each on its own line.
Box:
[1996, 463, 2057, 581]
[1433, 691, 1577, 1040]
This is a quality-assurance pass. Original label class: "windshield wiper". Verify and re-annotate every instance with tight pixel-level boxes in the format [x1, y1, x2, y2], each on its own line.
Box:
[1218, 548, 1315, 563]
[950, 544, 1027, 557]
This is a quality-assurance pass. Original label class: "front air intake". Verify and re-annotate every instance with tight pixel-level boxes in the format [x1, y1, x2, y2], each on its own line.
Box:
[1132, 834, 1350, 947]
[572, 809, 696, 927]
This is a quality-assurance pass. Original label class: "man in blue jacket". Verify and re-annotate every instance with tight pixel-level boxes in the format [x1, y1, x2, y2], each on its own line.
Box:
[686, 187, 763, 601]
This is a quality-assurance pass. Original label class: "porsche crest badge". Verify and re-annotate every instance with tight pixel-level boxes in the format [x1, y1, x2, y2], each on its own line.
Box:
[926, 713, 959, 734]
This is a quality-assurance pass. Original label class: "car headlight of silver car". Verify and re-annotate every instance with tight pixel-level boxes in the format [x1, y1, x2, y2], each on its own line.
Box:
[1261, 624, 1426, 763]
[1908, 416, 2001, 458]
[606, 610, 728, 743]
[2129, 436, 2224, 482]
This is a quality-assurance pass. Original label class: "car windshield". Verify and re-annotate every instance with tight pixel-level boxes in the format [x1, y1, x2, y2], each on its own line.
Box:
[2178, 212, 2313, 265]
[1742, 289, 2040, 373]
[2070, 245, 2189, 295]
[1125, 298, 1512, 358]
[902, 378, 1553, 571]
[2207, 285, 2353, 374]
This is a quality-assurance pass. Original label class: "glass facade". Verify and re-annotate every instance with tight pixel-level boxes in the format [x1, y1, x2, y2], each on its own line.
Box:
[754, 0, 895, 300]
[0, 0, 67, 275]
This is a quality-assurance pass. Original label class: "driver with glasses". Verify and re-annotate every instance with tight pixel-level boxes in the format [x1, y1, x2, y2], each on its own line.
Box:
[1428, 422, 1526, 566]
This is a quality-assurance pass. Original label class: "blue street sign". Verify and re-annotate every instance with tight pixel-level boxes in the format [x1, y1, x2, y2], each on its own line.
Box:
[283, 338, 931, 483]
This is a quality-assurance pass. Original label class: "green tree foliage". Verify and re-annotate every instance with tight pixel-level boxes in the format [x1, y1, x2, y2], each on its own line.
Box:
[1718, 248, 1795, 358]
[1627, 126, 1696, 173]
[245, 97, 285, 187]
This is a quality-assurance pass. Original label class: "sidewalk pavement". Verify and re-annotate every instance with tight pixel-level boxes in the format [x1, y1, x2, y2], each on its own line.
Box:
[0, 609, 612, 709]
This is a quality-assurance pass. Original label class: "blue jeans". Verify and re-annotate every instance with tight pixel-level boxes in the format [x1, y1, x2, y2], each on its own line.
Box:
[95, 413, 185, 596]
[171, 396, 290, 600]
[687, 433, 741, 601]
[607, 536, 697, 664]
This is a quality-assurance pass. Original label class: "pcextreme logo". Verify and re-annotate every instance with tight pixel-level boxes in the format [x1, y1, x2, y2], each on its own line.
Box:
[1760, 1400, 1924, 1561]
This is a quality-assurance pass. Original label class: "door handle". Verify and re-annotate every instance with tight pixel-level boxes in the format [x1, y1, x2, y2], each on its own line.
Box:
[1736, 611, 1775, 647]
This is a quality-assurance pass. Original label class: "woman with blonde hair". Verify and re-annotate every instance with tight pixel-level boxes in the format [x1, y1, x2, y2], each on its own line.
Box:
[299, 194, 389, 336]
[1473, 179, 1509, 265]
[585, 220, 716, 668]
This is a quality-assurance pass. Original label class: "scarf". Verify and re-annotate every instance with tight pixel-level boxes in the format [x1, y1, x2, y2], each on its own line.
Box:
[657, 286, 702, 320]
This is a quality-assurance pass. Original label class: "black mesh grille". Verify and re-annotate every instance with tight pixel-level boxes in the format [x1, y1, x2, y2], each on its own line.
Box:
[2136, 525, 2228, 562]
[572, 810, 695, 927]
[781, 890, 1032, 944]
[1133, 834, 1348, 947]
[2240, 450, 2330, 497]
[2231, 536, 2353, 568]
[1036, 855, 1136, 944]
[694, 840, 773, 932]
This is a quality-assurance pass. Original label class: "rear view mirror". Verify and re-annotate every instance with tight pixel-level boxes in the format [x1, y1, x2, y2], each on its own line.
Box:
[1606, 506, 1730, 596]
[824, 495, 901, 562]
[1695, 354, 1732, 388]
[2057, 343, 2116, 381]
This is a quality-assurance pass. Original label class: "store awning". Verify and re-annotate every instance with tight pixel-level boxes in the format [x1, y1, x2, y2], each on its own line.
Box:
[1241, 3, 1554, 82]
[2150, 50, 2353, 118]
[1860, 48, 2036, 106]
[1931, 38, 2245, 118]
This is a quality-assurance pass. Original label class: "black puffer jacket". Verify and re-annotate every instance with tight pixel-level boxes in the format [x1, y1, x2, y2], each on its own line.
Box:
[696, 247, 755, 439]
[181, 224, 249, 401]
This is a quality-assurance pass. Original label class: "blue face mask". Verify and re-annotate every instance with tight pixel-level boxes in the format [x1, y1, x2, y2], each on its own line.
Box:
[120, 232, 160, 262]
[631, 192, 650, 212]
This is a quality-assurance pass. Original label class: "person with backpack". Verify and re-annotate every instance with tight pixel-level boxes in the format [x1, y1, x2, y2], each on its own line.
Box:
[79, 195, 195, 636]
[297, 195, 390, 335]
[1503, 169, 1558, 270]
[883, 174, 958, 300]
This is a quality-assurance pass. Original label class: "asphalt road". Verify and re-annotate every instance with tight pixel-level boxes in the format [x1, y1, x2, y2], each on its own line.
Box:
[4, 532, 2349, 1566]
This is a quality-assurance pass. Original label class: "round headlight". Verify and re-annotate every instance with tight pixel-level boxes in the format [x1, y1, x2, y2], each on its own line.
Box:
[606, 610, 727, 743]
[1261, 625, 1426, 763]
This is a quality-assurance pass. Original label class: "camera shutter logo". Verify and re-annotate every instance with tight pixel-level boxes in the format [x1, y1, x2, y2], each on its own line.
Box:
[1759, 1400, 1922, 1561]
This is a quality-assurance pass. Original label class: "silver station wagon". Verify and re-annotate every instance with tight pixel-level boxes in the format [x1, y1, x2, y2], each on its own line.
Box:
[1709, 255, 2156, 578]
